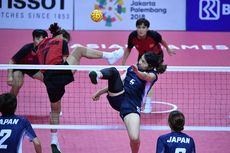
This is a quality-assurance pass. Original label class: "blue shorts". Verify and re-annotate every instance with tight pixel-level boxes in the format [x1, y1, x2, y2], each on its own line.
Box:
[107, 92, 141, 120]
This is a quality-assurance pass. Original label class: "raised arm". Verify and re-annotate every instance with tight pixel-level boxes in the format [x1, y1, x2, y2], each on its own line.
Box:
[122, 48, 131, 65]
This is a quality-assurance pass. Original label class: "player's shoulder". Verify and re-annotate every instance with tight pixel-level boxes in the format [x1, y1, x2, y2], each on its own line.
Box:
[21, 43, 34, 50]
[127, 66, 134, 72]
[147, 30, 162, 42]
[156, 133, 169, 144]
[158, 132, 172, 139]
[180, 132, 194, 140]
[14, 115, 28, 120]
[129, 30, 138, 38]
[0, 115, 28, 123]
[40, 37, 52, 44]
[11, 115, 30, 123]
[147, 30, 160, 36]
[51, 37, 63, 42]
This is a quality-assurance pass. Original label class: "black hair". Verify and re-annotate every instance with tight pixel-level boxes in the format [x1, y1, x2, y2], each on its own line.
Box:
[144, 52, 167, 74]
[168, 110, 185, 132]
[32, 29, 48, 39]
[136, 18, 150, 28]
[49, 22, 71, 42]
[0, 93, 17, 115]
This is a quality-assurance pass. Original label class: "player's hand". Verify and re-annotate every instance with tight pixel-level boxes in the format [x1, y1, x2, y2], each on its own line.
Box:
[131, 64, 138, 73]
[167, 48, 176, 56]
[7, 76, 13, 86]
[92, 93, 100, 101]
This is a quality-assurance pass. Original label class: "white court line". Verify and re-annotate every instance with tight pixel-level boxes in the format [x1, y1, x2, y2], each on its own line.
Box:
[32, 124, 230, 131]
[141, 101, 178, 114]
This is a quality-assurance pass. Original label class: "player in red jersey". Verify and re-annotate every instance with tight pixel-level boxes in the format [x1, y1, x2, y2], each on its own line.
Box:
[36, 23, 124, 153]
[7, 29, 48, 96]
[122, 18, 175, 113]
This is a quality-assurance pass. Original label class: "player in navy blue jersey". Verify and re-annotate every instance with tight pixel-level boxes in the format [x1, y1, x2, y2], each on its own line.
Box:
[0, 92, 42, 153]
[122, 18, 175, 113]
[89, 52, 167, 153]
[7, 29, 48, 96]
[156, 110, 196, 153]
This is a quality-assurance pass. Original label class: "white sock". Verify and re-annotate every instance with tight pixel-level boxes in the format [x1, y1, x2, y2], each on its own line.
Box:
[102, 52, 113, 59]
[51, 133, 58, 145]
[96, 71, 102, 79]
[51, 133, 61, 150]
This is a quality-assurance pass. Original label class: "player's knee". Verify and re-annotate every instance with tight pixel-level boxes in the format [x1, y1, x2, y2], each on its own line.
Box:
[71, 47, 80, 57]
[109, 67, 119, 76]
[51, 102, 61, 112]
[13, 79, 23, 88]
[129, 132, 140, 142]
[32, 72, 43, 81]
[130, 136, 140, 145]
[72, 46, 85, 57]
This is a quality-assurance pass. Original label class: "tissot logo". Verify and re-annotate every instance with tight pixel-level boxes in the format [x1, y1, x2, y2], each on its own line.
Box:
[199, 0, 230, 20]
[0, 0, 65, 9]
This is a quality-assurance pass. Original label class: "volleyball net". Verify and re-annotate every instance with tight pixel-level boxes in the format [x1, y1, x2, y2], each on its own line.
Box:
[0, 64, 230, 131]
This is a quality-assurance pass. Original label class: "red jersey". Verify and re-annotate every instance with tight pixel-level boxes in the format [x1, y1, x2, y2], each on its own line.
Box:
[12, 43, 39, 64]
[127, 30, 162, 56]
[37, 37, 69, 65]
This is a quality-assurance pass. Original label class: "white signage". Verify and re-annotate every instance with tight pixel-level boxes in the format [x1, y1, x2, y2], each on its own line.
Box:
[74, 0, 186, 30]
[0, 0, 73, 30]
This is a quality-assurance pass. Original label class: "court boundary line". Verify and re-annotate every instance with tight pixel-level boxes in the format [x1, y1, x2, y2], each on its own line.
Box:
[141, 101, 178, 114]
[32, 124, 230, 131]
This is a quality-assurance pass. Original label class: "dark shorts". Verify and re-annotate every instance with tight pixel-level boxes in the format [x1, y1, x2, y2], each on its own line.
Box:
[107, 93, 141, 120]
[43, 62, 74, 103]
[13, 69, 39, 77]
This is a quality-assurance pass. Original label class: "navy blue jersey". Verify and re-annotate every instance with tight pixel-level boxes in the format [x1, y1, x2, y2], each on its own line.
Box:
[156, 132, 196, 153]
[124, 66, 158, 107]
[0, 115, 37, 153]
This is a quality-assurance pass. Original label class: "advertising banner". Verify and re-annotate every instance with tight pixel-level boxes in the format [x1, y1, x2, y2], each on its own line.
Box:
[0, 0, 73, 30]
[186, 0, 230, 31]
[74, 0, 186, 30]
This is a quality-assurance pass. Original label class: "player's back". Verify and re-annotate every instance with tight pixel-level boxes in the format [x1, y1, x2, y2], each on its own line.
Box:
[0, 115, 36, 153]
[156, 132, 196, 153]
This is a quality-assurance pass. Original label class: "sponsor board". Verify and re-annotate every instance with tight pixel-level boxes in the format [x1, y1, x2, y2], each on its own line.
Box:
[0, 0, 73, 29]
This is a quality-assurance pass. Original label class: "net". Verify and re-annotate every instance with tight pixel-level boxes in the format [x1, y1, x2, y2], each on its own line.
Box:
[0, 64, 230, 131]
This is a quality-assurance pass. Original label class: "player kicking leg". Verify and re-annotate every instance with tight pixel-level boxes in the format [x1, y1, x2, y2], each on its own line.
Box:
[67, 46, 124, 65]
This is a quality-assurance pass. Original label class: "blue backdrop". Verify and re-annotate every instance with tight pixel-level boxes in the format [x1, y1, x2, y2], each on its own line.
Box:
[186, 0, 230, 31]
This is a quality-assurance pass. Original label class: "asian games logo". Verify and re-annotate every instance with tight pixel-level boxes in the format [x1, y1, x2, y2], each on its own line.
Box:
[94, 0, 126, 27]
